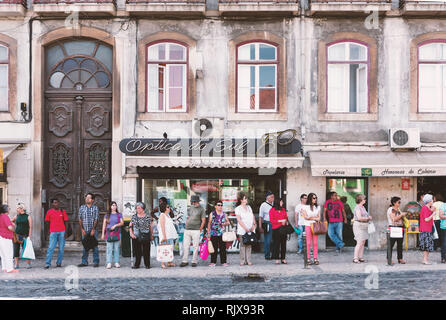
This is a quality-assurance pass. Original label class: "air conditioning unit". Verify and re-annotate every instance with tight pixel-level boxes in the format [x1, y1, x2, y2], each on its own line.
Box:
[192, 118, 224, 139]
[389, 128, 421, 150]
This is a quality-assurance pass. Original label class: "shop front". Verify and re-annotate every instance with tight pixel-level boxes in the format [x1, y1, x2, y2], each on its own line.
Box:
[309, 151, 446, 250]
[120, 137, 304, 254]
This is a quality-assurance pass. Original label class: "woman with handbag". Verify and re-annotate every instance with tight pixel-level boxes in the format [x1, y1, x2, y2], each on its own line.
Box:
[235, 193, 256, 266]
[419, 194, 435, 265]
[101, 201, 124, 269]
[302, 193, 321, 265]
[0, 204, 18, 273]
[158, 202, 178, 269]
[207, 200, 230, 267]
[11, 203, 32, 269]
[129, 202, 153, 269]
[387, 197, 407, 264]
[353, 194, 372, 264]
[269, 198, 289, 265]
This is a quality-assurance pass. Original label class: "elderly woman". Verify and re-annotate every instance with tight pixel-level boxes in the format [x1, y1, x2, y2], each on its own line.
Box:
[419, 194, 436, 265]
[11, 203, 32, 269]
[352, 194, 372, 264]
[0, 204, 18, 273]
[129, 202, 153, 269]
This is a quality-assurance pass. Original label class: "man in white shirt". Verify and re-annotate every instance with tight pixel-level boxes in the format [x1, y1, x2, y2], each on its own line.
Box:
[294, 194, 307, 254]
[259, 192, 274, 260]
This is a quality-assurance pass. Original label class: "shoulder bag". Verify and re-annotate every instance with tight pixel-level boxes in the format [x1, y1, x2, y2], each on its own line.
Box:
[279, 222, 295, 236]
[106, 227, 120, 242]
[222, 225, 237, 242]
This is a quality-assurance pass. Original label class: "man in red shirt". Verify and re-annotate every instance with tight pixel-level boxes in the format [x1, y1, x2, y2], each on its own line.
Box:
[323, 192, 347, 253]
[44, 199, 68, 269]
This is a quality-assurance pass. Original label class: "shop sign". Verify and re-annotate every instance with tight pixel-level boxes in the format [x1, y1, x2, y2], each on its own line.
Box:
[313, 167, 446, 177]
[401, 178, 410, 191]
[119, 138, 302, 158]
[361, 168, 372, 177]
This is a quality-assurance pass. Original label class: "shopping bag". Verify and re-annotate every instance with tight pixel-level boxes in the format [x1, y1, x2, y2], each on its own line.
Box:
[21, 237, 36, 260]
[200, 239, 209, 260]
[156, 244, 174, 262]
[390, 226, 403, 238]
[208, 239, 214, 254]
[433, 223, 439, 240]
[368, 222, 376, 234]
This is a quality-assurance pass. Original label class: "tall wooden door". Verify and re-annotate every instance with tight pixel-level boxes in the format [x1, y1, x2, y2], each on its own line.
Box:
[43, 39, 113, 242]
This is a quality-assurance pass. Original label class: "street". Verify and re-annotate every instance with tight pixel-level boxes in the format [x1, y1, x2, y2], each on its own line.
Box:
[0, 269, 444, 300]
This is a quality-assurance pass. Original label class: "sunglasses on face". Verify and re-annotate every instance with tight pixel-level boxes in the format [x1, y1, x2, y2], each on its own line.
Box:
[216, 204, 223, 206]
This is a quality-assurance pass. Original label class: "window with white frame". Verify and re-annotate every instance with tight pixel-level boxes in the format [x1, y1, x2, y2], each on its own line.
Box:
[237, 42, 277, 112]
[418, 42, 446, 113]
[327, 41, 368, 113]
[146, 42, 187, 112]
[0, 44, 8, 112]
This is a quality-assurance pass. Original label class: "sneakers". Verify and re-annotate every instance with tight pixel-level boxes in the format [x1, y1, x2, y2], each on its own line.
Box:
[209, 263, 216, 267]
[44, 265, 50, 269]
[56, 264, 62, 268]
[77, 264, 88, 267]
[180, 262, 188, 267]
[106, 263, 112, 269]
[114, 263, 120, 268]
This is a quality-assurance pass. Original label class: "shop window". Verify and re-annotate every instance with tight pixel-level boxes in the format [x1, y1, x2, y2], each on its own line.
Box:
[237, 42, 278, 112]
[327, 42, 368, 113]
[0, 44, 8, 112]
[146, 42, 187, 113]
[417, 42, 446, 113]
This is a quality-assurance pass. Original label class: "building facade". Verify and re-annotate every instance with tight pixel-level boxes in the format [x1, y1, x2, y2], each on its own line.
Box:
[0, 0, 445, 251]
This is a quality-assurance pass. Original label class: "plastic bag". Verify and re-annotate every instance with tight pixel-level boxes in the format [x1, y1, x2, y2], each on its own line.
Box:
[21, 237, 36, 260]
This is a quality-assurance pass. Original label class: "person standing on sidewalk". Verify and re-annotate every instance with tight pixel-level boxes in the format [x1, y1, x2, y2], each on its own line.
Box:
[259, 192, 274, 260]
[352, 194, 371, 264]
[101, 201, 124, 269]
[44, 198, 68, 269]
[11, 203, 32, 269]
[269, 198, 288, 265]
[432, 195, 444, 251]
[180, 195, 206, 268]
[78, 193, 100, 268]
[419, 194, 435, 265]
[207, 200, 230, 267]
[0, 204, 18, 273]
[129, 202, 153, 269]
[158, 202, 178, 269]
[439, 203, 446, 263]
[387, 197, 407, 265]
[323, 192, 347, 253]
[294, 194, 307, 254]
[236, 193, 256, 266]
[302, 193, 321, 265]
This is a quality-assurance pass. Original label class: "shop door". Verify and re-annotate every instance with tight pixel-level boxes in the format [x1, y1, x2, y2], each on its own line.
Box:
[325, 178, 369, 247]
[43, 95, 112, 242]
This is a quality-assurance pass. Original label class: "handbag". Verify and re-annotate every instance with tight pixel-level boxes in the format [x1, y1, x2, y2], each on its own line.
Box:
[156, 243, 174, 262]
[106, 228, 120, 242]
[389, 226, 403, 238]
[136, 230, 151, 242]
[222, 226, 237, 242]
[200, 239, 209, 260]
[279, 223, 294, 236]
[208, 239, 215, 254]
[13, 233, 24, 244]
[242, 232, 257, 245]
[368, 222, 376, 234]
[21, 237, 35, 260]
[311, 221, 328, 235]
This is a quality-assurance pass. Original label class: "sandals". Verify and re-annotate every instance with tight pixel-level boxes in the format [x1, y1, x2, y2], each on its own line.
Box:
[281, 260, 288, 264]
[358, 258, 365, 263]
[398, 259, 406, 264]
[353, 258, 360, 264]
[313, 260, 319, 265]
[161, 264, 168, 269]
[306, 259, 313, 265]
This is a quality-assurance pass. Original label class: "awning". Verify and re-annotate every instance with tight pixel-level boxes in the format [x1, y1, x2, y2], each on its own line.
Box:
[126, 156, 304, 169]
[0, 144, 20, 160]
[310, 151, 446, 177]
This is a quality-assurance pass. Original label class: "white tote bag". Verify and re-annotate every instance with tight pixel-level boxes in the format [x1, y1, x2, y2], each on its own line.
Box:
[390, 226, 403, 238]
[368, 222, 376, 234]
[156, 244, 174, 262]
[433, 223, 439, 240]
[21, 237, 36, 260]
[222, 226, 237, 242]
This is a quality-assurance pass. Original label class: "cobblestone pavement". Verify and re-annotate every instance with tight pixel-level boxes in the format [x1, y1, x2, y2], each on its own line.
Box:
[0, 249, 445, 300]
[0, 270, 445, 300]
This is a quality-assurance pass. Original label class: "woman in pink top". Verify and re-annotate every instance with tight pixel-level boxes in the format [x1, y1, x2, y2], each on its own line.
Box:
[0, 204, 18, 273]
[269, 198, 289, 265]
[419, 194, 436, 265]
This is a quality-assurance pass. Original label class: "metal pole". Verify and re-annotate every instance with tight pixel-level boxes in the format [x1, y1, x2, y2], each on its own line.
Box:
[303, 231, 308, 269]
[387, 228, 392, 266]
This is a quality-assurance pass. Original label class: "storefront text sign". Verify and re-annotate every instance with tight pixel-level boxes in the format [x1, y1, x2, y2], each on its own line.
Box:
[119, 138, 302, 157]
[312, 167, 446, 177]
[401, 178, 410, 190]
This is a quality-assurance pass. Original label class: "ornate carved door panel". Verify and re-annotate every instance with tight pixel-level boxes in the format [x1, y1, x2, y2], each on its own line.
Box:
[43, 95, 112, 242]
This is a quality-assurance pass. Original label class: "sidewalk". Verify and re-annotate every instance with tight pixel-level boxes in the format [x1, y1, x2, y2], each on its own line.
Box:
[2, 248, 445, 280]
